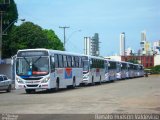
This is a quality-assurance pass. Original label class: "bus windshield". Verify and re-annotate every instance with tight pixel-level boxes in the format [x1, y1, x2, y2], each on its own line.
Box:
[16, 56, 49, 76]
[83, 60, 89, 72]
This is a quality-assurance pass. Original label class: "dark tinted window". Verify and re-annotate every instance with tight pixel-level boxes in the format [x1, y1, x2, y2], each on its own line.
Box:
[54, 54, 59, 68]
[0, 76, 3, 81]
[50, 56, 55, 72]
[58, 54, 63, 68]
[67, 56, 72, 67]
[72, 56, 75, 67]
[3, 76, 7, 80]
[63, 55, 67, 67]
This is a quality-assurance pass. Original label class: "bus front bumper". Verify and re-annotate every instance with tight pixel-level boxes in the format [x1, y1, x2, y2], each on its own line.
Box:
[16, 82, 50, 90]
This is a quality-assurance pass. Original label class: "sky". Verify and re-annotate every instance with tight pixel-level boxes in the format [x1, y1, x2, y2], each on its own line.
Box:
[14, 0, 160, 56]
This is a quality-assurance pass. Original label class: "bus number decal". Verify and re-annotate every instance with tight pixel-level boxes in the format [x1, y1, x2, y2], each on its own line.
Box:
[65, 68, 72, 79]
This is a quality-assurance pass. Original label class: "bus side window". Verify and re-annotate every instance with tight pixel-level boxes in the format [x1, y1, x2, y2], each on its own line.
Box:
[58, 54, 63, 68]
[50, 56, 55, 72]
[54, 54, 59, 68]
[102, 60, 105, 68]
[72, 56, 75, 67]
[67, 56, 72, 67]
[63, 55, 67, 68]
[79, 57, 82, 68]
[75, 56, 79, 67]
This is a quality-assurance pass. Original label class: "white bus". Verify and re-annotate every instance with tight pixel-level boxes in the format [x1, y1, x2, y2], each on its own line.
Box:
[15, 49, 83, 93]
[134, 64, 139, 77]
[118, 61, 128, 80]
[105, 60, 117, 81]
[82, 55, 105, 85]
[134, 64, 144, 77]
[128, 63, 136, 78]
[139, 64, 144, 77]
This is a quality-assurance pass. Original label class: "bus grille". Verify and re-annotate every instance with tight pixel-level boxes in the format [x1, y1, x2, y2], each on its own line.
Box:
[23, 77, 42, 80]
[26, 85, 38, 87]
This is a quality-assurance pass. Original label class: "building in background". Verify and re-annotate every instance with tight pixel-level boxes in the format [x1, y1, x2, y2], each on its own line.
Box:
[125, 47, 133, 56]
[91, 33, 100, 56]
[120, 32, 125, 56]
[139, 31, 153, 55]
[84, 37, 91, 55]
[140, 30, 147, 55]
[154, 55, 160, 66]
[141, 30, 147, 41]
[106, 55, 154, 68]
[153, 40, 160, 55]
[84, 33, 100, 56]
[121, 55, 154, 68]
[144, 41, 152, 55]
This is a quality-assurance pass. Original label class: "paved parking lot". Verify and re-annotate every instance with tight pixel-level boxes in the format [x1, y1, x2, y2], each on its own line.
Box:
[0, 75, 160, 114]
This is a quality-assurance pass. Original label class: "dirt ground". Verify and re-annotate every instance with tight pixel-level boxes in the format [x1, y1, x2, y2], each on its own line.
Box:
[0, 75, 160, 114]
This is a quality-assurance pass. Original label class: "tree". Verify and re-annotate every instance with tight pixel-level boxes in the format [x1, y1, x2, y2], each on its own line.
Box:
[6, 22, 48, 57]
[1, 0, 64, 58]
[2, 22, 64, 58]
[149, 65, 160, 74]
[1, 0, 18, 58]
[0, 0, 18, 31]
[43, 29, 64, 50]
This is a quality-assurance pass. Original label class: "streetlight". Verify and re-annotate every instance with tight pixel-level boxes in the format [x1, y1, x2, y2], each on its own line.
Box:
[3, 19, 25, 35]
[65, 29, 81, 51]
[66, 29, 81, 43]
[0, 18, 25, 60]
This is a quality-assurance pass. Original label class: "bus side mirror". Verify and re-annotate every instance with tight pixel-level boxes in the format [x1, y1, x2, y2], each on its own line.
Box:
[11, 59, 13, 65]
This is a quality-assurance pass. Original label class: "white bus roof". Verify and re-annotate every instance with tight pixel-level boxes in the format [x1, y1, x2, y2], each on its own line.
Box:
[17, 48, 84, 57]
[82, 55, 104, 60]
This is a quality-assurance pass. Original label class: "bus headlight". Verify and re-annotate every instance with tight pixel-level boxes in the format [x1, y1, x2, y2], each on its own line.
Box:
[41, 77, 50, 83]
[16, 77, 24, 84]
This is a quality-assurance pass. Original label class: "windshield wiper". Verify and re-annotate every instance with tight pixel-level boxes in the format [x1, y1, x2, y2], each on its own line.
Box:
[33, 56, 42, 64]
[24, 57, 30, 66]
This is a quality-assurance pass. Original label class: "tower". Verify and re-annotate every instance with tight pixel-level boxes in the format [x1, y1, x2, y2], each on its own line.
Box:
[140, 31, 147, 55]
[120, 32, 125, 56]
[84, 37, 91, 55]
[84, 33, 100, 56]
[91, 33, 100, 56]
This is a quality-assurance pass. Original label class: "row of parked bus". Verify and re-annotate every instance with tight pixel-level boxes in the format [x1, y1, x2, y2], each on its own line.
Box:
[14, 49, 144, 93]
[82, 55, 144, 85]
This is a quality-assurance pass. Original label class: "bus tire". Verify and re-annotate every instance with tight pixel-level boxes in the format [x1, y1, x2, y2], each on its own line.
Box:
[25, 89, 35, 94]
[99, 76, 102, 85]
[68, 77, 76, 89]
[72, 77, 76, 89]
[91, 76, 95, 86]
[55, 78, 59, 91]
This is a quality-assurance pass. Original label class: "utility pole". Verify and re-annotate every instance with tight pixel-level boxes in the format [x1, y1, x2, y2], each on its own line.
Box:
[0, 12, 3, 60]
[0, 0, 10, 61]
[59, 26, 70, 50]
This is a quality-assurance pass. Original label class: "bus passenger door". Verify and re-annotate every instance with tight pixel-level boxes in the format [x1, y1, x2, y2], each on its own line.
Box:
[50, 56, 56, 87]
